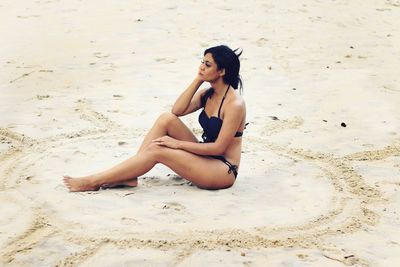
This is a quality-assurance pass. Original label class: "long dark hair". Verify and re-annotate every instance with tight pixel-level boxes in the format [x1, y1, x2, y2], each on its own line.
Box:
[204, 45, 243, 93]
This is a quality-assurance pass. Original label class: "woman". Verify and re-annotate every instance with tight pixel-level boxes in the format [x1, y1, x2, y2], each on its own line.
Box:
[63, 45, 246, 191]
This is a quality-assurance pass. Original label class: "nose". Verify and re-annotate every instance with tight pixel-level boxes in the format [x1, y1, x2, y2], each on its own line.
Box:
[199, 62, 205, 70]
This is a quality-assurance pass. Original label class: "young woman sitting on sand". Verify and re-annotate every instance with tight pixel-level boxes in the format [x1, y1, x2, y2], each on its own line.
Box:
[63, 45, 246, 191]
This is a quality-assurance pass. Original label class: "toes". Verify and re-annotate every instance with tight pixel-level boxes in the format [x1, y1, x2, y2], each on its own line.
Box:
[62, 176, 73, 191]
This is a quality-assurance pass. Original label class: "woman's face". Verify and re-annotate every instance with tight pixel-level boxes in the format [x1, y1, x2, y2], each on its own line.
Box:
[198, 53, 224, 82]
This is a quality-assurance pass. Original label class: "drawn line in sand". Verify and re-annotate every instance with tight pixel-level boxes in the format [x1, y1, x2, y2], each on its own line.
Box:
[1, 103, 399, 266]
[75, 98, 120, 129]
[9, 71, 35, 83]
[1, 214, 56, 264]
[0, 98, 137, 190]
[261, 116, 304, 136]
[0, 128, 38, 190]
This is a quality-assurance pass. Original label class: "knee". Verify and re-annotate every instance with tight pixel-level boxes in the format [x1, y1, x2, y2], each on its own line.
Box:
[156, 111, 179, 126]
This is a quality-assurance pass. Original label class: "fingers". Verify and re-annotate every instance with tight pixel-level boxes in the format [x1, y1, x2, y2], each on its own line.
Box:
[152, 136, 177, 148]
[152, 136, 169, 144]
[152, 136, 166, 142]
[152, 138, 166, 147]
[152, 138, 163, 144]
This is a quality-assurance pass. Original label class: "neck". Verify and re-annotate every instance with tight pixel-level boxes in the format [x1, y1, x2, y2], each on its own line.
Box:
[210, 79, 229, 97]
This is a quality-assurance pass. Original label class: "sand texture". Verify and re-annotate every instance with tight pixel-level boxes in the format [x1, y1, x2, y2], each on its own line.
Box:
[1, 0, 400, 266]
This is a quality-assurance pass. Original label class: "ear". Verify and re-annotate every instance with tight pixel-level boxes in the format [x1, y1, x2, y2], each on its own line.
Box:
[218, 68, 225, 77]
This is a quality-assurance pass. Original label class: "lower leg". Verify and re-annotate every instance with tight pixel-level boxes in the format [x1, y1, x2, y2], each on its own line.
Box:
[101, 114, 169, 187]
[101, 120, 167, 188]
[64, 113, 198, 191]
[82, 114, 172, 189]
[100, 178, 138, 189]
[63, 153, 156, 192]
[136, 120, 167, 154]
[117, 112, 196, 186]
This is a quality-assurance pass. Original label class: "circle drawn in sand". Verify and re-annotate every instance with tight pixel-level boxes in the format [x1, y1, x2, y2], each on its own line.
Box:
[1, 101, 398, 266]
[1, 132, 340, 232]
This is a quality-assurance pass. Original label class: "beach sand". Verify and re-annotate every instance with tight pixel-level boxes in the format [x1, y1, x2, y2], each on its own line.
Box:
[1, 0, 400, 266]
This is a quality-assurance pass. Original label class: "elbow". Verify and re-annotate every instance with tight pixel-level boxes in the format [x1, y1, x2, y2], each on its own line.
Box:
[210, 144, 226, 156]
[171, 107, 183, 117]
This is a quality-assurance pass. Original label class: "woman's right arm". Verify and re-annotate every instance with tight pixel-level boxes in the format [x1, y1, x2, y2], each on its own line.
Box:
[171, 78, 206, 116]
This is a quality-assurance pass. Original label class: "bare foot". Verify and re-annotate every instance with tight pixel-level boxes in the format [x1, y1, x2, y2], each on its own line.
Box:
[101, 178, 138, 189]
[63, 175, 100, 192]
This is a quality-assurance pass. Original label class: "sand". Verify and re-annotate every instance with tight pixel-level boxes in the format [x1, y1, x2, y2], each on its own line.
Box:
[1, 0, 400, 266]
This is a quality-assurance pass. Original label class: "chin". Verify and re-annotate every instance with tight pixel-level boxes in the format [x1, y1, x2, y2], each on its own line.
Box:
[202, 76, 214, 83]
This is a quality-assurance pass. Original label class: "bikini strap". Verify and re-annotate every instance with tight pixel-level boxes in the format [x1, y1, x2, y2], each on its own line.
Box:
[217, 85, 230, 118]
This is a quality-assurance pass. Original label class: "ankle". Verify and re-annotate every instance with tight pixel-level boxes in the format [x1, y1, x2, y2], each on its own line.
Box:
[87, 175, 103, 188]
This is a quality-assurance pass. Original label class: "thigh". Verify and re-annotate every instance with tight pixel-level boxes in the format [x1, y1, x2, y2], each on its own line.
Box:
[152, 145, 236, 189]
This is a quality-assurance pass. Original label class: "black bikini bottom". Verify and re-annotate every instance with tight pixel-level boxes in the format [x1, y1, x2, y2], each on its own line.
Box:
[210, 155, 238, 179]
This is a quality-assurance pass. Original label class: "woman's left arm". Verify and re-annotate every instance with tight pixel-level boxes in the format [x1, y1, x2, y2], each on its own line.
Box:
[154, 100, 245, 156]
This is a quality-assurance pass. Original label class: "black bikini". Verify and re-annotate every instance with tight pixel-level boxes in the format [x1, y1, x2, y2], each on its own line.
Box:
[198, 85, 243, 179]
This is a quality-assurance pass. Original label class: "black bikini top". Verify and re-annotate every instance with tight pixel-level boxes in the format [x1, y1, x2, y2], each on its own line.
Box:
[198, 86, 243, 143]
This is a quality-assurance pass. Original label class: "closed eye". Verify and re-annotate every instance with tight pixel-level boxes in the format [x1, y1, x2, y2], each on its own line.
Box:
[201, 60, 212, 68]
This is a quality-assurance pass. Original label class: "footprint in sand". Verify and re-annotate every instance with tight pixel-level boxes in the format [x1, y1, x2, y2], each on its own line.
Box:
[141, 176, 189, 187]
[121, 217, 138, 225]
[93, 52, 109, 58]
[153, 202, 186, 212]
[261, 116, 304, 135]
[73, 150, 86, 156]
[255, 37, 269, 47]
[155, 58, 176, 63]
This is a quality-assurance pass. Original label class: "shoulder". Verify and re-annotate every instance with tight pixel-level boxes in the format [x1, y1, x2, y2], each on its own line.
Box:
[228, 91, 245, 111]
[224, 91, 246, 117]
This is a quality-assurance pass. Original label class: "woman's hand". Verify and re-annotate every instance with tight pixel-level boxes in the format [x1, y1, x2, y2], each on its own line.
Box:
[152, 136, 181, 149]
[195, 74, 204, 83]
